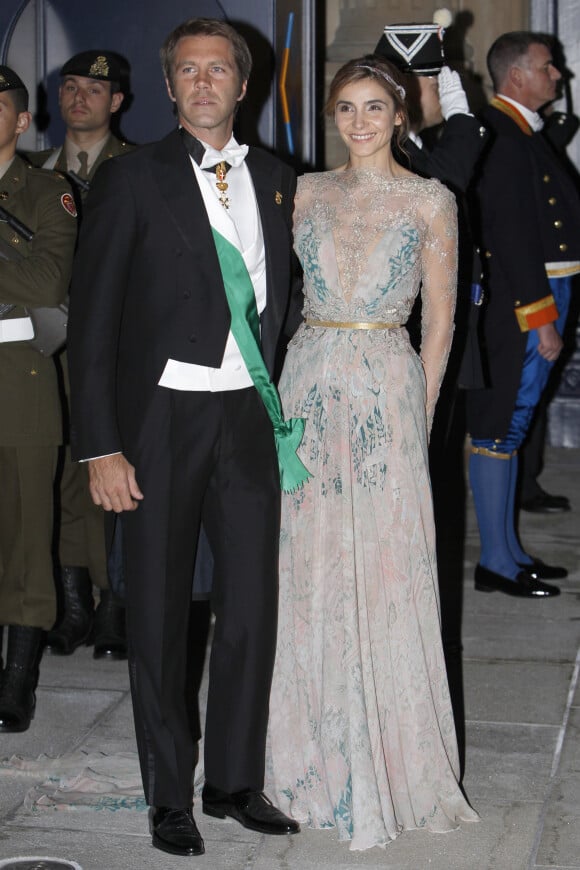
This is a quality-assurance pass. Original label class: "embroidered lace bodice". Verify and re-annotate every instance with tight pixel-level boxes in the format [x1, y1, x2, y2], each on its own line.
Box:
[293, 169, 457, 427]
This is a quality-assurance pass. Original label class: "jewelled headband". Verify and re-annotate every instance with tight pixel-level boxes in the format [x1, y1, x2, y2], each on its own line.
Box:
[353, 64, 406, 100]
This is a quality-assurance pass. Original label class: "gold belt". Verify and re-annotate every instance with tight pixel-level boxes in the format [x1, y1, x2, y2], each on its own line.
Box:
[305, 319, 401, 329]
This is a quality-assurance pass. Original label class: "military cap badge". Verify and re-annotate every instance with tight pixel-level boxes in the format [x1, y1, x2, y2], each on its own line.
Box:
[89, 56, 110, 79]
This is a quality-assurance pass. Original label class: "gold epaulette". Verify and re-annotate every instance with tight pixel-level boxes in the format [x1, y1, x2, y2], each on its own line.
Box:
[515, 294, 558, 332]
[490, 96, 533, 136]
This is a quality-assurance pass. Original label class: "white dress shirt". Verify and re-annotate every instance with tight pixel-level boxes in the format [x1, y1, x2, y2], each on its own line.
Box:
[158, 135, 267, 392]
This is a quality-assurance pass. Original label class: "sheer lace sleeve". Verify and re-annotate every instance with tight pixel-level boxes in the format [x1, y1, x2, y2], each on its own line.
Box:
[293, 175, 313, 235]
[419, 183, 458, 434]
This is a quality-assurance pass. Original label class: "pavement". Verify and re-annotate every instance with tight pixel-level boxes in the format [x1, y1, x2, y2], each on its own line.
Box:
[0, 444, 579, 870]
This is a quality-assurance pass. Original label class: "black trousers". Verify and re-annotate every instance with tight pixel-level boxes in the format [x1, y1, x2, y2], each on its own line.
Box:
[122, 386, 280, 807]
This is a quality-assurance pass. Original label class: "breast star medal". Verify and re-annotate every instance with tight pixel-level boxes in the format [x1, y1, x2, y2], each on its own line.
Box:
[215, 161, 230, 210]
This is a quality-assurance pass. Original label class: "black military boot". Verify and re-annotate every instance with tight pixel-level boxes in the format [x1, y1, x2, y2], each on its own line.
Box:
[0, 625, 43, 732]
[93, 589, 127, 660]
[45, 566, 94, 655]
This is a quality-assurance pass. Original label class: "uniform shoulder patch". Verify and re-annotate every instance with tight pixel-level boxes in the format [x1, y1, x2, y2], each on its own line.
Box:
[61, 192, 78, 217]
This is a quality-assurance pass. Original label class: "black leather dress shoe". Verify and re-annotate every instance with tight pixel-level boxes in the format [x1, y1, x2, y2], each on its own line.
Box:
[151, 806, 205, 856]
[474, 564, 560, 597]
[521, 491, 571, 513]
[202, 785, 300, 835]
[93, 591, 128, 660]
[518, 557, 568, 580]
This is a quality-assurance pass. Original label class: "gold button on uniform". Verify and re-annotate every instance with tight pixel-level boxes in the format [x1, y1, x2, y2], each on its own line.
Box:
[548, 197, 557, 205]
[559, 243, 568, 252]
[554, 220, 563, 228]
[543, 174, 550, 182]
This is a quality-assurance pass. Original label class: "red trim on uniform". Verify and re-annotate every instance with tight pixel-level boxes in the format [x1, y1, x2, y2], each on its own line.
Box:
[490, 96, 533, 136]
[525, 301, 559, 329]
[515, 295, 559, 331]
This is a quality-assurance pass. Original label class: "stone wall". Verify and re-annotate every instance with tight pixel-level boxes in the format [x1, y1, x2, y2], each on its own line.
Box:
[324, 1, 580, 449]
[324, 0, 529, 167]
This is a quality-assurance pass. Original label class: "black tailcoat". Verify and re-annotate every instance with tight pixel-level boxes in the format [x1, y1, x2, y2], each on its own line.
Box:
[68, 128, 301, 461]
[67, 128, 302, 807]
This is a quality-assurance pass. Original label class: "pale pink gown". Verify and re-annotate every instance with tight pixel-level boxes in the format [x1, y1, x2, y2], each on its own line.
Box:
[266, 169, 478, 851]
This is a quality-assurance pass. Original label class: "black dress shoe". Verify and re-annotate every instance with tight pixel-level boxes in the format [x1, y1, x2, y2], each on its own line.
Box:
[474, 564, 560, 597]
[93, 591, 127, 660]
[518, 557, 568, 580]
[151, 806, 204, 856]
[202, 784, 300, 835]
[521, 491, 571, 513]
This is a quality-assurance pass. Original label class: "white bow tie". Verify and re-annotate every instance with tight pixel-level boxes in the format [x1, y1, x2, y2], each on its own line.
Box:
[200, 143, 249, 170]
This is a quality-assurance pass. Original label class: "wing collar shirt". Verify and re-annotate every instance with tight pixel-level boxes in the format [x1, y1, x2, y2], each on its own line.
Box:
[158, 134, 267, 392]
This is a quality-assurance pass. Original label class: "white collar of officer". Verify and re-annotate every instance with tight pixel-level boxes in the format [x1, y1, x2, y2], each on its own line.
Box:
[497, 94, 544, 132]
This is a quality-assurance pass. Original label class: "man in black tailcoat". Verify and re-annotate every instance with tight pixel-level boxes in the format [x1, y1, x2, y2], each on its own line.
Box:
[67, 17, 302, 858]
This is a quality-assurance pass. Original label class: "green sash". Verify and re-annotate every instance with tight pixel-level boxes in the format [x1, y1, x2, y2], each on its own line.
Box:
[211, 228, 311, 493]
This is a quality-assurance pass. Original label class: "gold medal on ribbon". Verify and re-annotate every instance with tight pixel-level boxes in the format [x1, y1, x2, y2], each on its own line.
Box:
[215, 161, 230, 210]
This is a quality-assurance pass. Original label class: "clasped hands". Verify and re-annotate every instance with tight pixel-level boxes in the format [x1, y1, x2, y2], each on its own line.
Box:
[88, 453, 144, 512]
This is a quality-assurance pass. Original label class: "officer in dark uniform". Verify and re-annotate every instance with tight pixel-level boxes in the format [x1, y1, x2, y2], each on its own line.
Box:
[466, 32, 580, 597]
[375, 15, 488, 379]
[28, 51, 135, 659]
[518, 100, 579, 514]
[374, 14, 488, 775]
[0, 66, 77, 731]
[375, 14, 488, 201]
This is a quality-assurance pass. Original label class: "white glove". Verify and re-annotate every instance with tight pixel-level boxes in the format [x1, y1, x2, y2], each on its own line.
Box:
[438, 66, 471, 119]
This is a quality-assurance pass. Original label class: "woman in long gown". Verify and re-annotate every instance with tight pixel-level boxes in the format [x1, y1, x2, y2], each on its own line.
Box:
[266, 56, 478, 850]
